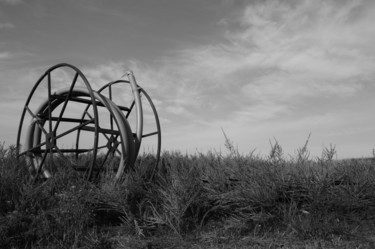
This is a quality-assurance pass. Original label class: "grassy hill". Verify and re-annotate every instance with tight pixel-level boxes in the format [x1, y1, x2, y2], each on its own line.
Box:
[1, 139, 375, 248]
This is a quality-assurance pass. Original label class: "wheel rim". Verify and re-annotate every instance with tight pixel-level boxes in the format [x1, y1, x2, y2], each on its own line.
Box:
[76, 89, 136, 180]
[17, 64, 100, 180]
[97, 77, 161, 169]
[17, 63, 159, 181]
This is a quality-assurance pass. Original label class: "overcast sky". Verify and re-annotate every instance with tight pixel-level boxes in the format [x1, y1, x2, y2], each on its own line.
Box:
[1, 0, 375, 159]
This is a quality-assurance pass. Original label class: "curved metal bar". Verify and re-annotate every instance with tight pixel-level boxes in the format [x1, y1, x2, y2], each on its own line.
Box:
[140, 88, 162, 167]
[17, 63, 99, 180]
[97, 79, 143, 155]
[92, 93, 135, 179]
[25, 89, 91, 179]
[97, 79, 161, 164]
[88, 91, 135, 180]
[53, 72, 79, 133]
[75, 89, 136, 180]
[17, 63, 161, 182]
[126, 71, 143, 156]
[18, 63, 99, 153]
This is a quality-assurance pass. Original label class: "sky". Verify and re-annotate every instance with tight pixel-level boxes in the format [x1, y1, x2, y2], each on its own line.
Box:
[1, 0, 375, 159]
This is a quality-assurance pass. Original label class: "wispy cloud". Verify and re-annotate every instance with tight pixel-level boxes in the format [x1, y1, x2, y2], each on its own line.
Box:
[119, 0, 375, 154]
[0, 0, 22, 5]
[2, 0, 374, 157]
[0, 22, 15, 29]
[127, 1, 373, 107]
[0, 51, 12, 59]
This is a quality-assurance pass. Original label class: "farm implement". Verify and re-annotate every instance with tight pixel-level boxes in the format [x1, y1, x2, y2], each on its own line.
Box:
[16, 63, 161, 181]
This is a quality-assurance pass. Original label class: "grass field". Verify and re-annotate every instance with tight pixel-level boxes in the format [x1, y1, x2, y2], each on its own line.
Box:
[1, 138, 375, 248]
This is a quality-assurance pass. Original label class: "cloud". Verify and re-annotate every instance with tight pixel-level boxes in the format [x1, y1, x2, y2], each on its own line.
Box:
[0, 22, 15, 29]
[82, 62, 128, 85]
[0, 51, 12, 59]
[0, 0, 22, 5]
[74, 0, 375, 132]
[3, 0, 374, 157]
[234, 0, 375, 76]
[130, 0, 375, 155]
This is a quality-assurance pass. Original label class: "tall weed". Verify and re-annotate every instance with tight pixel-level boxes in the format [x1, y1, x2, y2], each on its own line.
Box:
[1, 138, 375, 247]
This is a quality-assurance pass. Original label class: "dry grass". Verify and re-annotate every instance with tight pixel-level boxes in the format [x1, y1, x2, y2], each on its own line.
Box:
[1, 137, 375, 248]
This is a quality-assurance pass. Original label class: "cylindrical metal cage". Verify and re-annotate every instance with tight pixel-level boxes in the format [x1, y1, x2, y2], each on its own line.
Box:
[16, 63, 161, 181]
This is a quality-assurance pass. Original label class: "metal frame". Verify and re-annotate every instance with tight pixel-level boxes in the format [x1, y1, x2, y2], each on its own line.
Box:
[96, 77, 161, 168]
[16, 63, 161, 181]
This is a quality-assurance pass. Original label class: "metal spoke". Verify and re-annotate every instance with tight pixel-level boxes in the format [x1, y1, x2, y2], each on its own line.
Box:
[54, 118, 95, 141]
[46, 72, 55, 167]
[51, 144, 72, 162]
[113, 134, 122, 155]
[47, 72, 53, 135]
[33, 152, 48, 183]
[18, 140, 47, 157]
[83, 111, 113, 140]
[25, 105, 38, 119]
[142, 131, 159, 138]
[18, 64, 161, 182]
[125, 100, 135, 119]
[25, 106, 48, 136]
[85, 110, 94, 120]
[97, 144, 108, 150]
[109, 85, 114, 131]
[53, 72, 79, 133]
[93, 134, 121, 179]
[94, 148, 113, 179]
